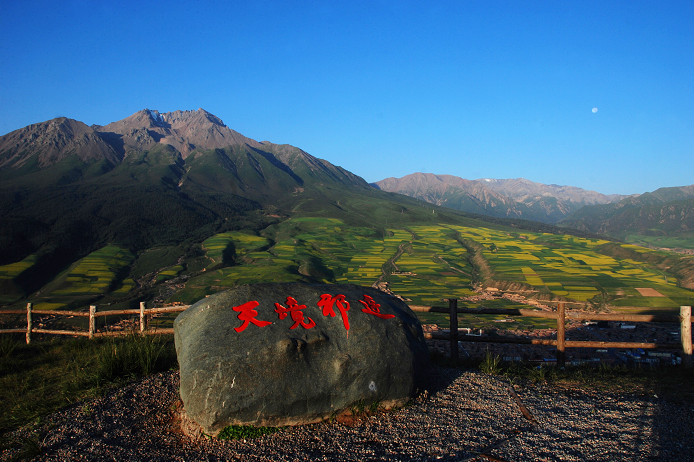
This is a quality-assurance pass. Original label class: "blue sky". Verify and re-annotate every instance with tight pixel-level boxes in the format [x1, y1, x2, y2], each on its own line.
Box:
[1, 1, 692, 195]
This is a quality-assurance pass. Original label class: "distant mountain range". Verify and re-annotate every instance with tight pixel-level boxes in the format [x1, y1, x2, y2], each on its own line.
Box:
[372, 173, 632, 224]
[373, 173, 694, 247]
[560, 185, 694, 239]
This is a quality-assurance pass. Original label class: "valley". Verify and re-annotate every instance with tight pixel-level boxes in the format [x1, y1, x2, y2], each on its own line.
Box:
[4, 215, 692, 336]
[1, 109, 693, 332]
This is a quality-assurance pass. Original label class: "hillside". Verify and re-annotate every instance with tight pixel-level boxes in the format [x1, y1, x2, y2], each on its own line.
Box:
[373, 173, 628, 224]
[559, 185, 694, 251]
[0, 109, 548, 307]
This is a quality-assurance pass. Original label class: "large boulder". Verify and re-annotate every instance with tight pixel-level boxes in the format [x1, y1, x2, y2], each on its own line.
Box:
[174, 283, 429, 435]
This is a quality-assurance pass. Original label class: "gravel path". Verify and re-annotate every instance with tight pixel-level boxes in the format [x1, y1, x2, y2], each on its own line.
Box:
[2, 367, 693, 461]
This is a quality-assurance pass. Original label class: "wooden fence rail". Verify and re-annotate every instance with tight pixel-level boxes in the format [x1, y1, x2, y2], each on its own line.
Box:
[3, 300, 692, 368]
[420, 301, 693, 369]
[0, 303, 189, 344]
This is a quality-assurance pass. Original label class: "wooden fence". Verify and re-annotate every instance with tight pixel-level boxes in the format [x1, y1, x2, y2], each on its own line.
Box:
[420, 301, 693, 368]
[0, 303, 189, 344]
[2, 300, 692, 368]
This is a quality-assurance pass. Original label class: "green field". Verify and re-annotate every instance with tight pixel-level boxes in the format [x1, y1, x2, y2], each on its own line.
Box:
[164, 220, 694, 311]
[202, 231, 271, 267]
[172, 219, 476, 305]
[625, 233, 694, 251]
[37, 245, 136, 309]
[0, 254, 39, 304]
[382, 225, 474, 305]
[4, 216, 693, 318]
[0, 254, 38, 280]
[156, 265, 184, 282]
[449, 226, 694, 311]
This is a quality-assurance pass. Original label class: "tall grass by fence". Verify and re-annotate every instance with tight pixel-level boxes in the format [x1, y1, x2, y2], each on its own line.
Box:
[419, 301, 693, 368]
[0, 303, 189, 343]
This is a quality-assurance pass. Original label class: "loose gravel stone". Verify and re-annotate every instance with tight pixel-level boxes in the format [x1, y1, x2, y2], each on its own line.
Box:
[1, 367, 692, 461]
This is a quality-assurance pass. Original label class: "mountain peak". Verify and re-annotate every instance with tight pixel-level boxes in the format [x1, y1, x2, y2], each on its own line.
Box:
[0, 117, 121, 170]
[159, 108, 225, 129]
[95, 109, 261, 158]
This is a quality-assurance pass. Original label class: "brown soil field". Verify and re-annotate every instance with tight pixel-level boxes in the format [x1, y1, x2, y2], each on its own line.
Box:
[636, 288, 666, 297]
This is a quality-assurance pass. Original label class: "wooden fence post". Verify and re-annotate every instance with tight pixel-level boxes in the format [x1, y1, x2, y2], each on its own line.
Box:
[140, 302, 146, 333]
[26, 303, 32, 345]
[682, 306, 692, 369]
[557, 302, 566, 368]
[449, 298, 458, 362]
[89, 305, 96, 339]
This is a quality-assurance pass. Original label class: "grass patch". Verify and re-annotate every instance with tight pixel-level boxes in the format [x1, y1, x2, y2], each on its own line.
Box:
[216, 424, 284, 441]
[0, 333, 178, 433]
[0, 254, 38, 280]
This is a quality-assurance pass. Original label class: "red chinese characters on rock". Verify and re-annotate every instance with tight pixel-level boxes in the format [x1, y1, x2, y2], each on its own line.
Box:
[317, 294, 350, 331]
[232, 301, 272, 332]
[358, 295, 395, 319]
[232, 294, 395, 333]
[274, 296, 316, 330]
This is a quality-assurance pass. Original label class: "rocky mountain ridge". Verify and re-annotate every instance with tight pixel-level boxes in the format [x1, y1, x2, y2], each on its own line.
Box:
[95, 109, 263, 158]
[0, 118, 122, 170]
[0, 108, 272, 173]
[477, 177, 629, 205]
[372, 173, 632, 224]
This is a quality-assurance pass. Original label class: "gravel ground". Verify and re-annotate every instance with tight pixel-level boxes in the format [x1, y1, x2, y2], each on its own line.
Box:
[2, 367, 693, 461]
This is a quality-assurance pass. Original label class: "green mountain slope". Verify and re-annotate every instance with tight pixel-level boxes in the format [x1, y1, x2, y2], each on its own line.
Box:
[560, 186, 694, 250]
[0, 110, 488, 304]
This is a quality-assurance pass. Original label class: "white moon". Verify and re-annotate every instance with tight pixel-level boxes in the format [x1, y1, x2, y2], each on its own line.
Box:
[592, 107, 598, 113]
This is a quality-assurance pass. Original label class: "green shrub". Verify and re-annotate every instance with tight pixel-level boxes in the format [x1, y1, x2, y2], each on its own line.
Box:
[479, 350, 502, 375]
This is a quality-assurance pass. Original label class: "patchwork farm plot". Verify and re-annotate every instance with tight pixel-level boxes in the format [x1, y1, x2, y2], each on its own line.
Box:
[449, 226, 694, 312]
[168, 219, 693, 312]
[384, 225, 475, 305]
[171, 219, 476, 305]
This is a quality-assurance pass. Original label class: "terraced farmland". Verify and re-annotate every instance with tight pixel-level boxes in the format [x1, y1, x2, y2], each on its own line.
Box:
[449, 226, 694, 312]
[4, 212, 691, 322]
[28, 245, 137, 310]
[170, 220, 477, 306]
[384, 225, 474, 305]
[168, 219, 693, 311]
